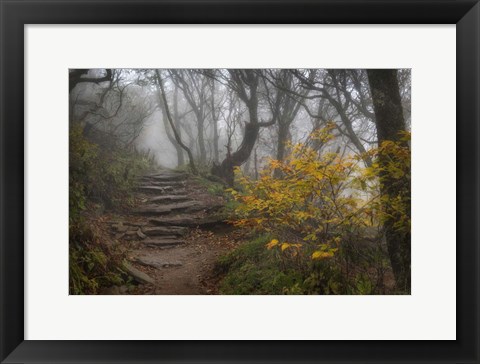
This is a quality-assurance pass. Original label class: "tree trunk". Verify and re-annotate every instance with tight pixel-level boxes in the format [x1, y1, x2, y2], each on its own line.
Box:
[273, 121, 290, 178]
[212, 69, 275, 186]
[367, 69, 411, 292]
[196, 111, 207, 165]
[212, 121, 260, 186]
[69, 69, 112, 93]
[155, 70, 197, 175]
[254, 147, 259, 180]
[211, 78, 220, 164]
[172, 87, 185, 167]
[158, 88, 185, 168]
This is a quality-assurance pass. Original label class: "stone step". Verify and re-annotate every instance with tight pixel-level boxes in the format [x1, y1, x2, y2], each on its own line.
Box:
[141, 238, 185, 248]
[122, 261, 154, 284]
[136, 187, 187, 196]
[148, 195, 191, 204]
[144, 234, 179, 240]
[149, 215, 227, 228]
[134, 255, 183, 269]
[136, 185, 173, 194]
[139, 181, 187, 188]
[142, 226, 188, 237]
[120, 229, 148, 241]
[134, 201, 206, 216]
[142, 174, 187, 182]
[107, 220, 149, 228]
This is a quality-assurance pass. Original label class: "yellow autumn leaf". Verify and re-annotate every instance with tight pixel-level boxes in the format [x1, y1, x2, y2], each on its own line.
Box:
[281, 243, 291, 251]
[312, 251, 334, 260]
[266, 239, 279, 249]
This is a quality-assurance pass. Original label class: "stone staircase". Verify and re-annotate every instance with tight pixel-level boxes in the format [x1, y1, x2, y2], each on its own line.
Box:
[106, 169, 226, 290]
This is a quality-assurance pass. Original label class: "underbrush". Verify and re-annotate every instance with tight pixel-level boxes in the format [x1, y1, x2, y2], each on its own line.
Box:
[220, 126, 409, 295]
[216, 233, 395, 295]
[69, 218, 133, 294]
[70, 125, 154, 217]
[195, 175, 226, 197]
[69, 124, 155, 294]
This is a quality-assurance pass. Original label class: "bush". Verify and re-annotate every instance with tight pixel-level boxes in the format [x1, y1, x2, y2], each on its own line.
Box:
[69, 124, 155, 294]
[217, 235, 304, 294]
[229, 124, 376, 262]
[70, 124, 153, 217]
[69, 221, 128, 294]
[222, 125, 410, 294]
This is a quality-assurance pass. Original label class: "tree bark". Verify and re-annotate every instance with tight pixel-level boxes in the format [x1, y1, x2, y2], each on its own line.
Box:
[195, 110, 207, 164]
[212, 120, 260, 186]
[155, 70, 197, 175]
[211, 77, 220, 164]
[172, 87, 186, 166]
[170, 70, 207, 165]
[211, 70, 276, 186]
[367, 69, 411, 292]
[273, 121, 290, 178]
[69, 69, 112, 93]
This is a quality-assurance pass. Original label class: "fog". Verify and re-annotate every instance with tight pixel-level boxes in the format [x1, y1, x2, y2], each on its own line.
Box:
[70, 68, 411, 178]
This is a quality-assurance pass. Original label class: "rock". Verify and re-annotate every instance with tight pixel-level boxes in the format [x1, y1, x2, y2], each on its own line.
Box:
[136, 186, 174, 194]
[103, 286, 120, 295]
[142, 226, 187, 237]
[112, 224, 128, 233]
[149, 215, 228, 228]
[148, 195, 190, 204]
[136, 229, 147, 239]
[146, 174, 187, 182]
[134, 201, 223, 215]
[123, 221, 149, 227]
[134, 255, 183, 269]
[125, 230, 139, 236]
[137, 186, 187, 195]
[139, 180, 186, 187]
[141, 238, 185, 248]
[144, 170, 186, 177]
[133, 201, 204, 216]
[122, 261, 154, 284]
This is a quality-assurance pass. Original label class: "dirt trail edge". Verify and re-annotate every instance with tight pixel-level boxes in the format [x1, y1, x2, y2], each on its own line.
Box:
[102, 169, 242, 295]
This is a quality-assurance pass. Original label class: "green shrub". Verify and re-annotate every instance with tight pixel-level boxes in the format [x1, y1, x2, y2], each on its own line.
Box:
[216, 233, 387, 295]
[69, 124, 155, 294]
[69, 221, 127, 294]
[217, 235, 306, 295]
[69, 124, 152, 216]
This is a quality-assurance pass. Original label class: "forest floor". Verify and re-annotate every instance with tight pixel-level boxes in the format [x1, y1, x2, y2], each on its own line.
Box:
[98, 169, 245, 295]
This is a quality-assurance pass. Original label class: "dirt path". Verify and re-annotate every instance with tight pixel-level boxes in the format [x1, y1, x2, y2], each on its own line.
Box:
[102, 169, 242, 295]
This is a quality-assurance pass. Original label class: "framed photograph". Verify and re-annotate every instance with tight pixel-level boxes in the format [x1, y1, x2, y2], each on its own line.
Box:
[1, 0, 478, 363]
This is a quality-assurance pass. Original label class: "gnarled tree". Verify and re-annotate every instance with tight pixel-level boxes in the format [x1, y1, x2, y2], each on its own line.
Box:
[211, 69, 278, 185]
[367, 69, 411, 292]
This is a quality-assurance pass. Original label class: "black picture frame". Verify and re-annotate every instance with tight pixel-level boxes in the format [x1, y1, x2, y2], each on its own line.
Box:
[1, 1, 479, 363]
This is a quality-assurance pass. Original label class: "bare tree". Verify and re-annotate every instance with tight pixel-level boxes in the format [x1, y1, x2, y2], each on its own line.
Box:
[263, 69, 313, 177]
[211, 69, 278, 185]
[156, 82, 187, 168]
[210, 72, 220, 164]
[155, 70, 198, 174]
[69, 69, 112, 93]
[289, 69, 374, 167]
[169, 70, 209, 165]
[71, 70, 154, 149]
